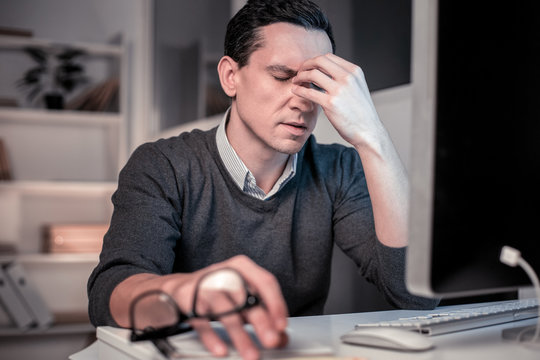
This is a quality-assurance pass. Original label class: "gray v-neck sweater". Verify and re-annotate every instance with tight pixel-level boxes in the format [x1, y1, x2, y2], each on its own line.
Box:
[88, 127, 438, 326]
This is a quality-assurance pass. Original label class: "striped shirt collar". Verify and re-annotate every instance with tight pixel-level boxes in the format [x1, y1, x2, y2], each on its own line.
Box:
[216, 109, 297, 200]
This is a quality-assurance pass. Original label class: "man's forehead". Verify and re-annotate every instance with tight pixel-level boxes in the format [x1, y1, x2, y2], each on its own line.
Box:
[259, 22, 331, 49]
[249, 23, 332, 66]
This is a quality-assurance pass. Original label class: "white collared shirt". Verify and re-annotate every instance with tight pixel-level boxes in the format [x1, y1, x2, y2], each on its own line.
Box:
[216, 110, 297, 200]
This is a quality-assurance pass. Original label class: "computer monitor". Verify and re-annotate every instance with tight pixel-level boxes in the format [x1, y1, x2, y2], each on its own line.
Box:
[406, 0, 540, 300]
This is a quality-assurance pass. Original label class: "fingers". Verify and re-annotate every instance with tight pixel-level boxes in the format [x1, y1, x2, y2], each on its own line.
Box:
[193, 308, 286, 360]
[243, 303, 287, 349]
[296, 53, 360, 84]
[220, 313, 261, 360]
[187, 256, 289, 360]
[291, 53, 379, 147]
[292, 55, 338, 98]
[305, 53, 362, 78]
[225, 256, 289, 356]
[292, 53, 366, 99]
[227, 256, 289, 332]
[190, 318, 230, 357]
[192, 314, 261, 360]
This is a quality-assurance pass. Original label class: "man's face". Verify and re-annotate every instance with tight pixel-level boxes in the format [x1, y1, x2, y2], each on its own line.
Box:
[228, 22, 333, 156]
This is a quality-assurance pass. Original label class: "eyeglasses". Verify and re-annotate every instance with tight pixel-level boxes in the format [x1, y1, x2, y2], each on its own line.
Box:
[129, 268, 260, 358]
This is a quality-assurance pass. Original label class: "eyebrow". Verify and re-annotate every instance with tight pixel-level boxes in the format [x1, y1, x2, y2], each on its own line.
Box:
[265, 65, 297, 77]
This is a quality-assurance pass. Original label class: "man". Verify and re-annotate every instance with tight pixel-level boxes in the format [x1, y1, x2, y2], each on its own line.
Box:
[88, 0, 438, 359]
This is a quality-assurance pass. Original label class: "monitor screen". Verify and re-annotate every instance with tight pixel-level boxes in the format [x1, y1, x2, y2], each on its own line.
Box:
[406, 0, 540, 299]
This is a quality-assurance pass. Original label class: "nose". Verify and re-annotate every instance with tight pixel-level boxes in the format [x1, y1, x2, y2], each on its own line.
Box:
[289, 83, 315, 113]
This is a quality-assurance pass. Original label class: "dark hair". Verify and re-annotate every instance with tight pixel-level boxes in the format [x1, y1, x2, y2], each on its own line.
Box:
[224, 0, 335, 68]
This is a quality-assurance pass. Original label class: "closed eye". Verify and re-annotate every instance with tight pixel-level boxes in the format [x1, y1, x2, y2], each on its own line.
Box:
[266, 65, 297, 83]
[273, 76, 292, 82]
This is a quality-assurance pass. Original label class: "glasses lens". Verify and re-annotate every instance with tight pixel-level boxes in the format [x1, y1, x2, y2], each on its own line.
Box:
[194, 269, 249, 318]
[132, 292, 180, 333]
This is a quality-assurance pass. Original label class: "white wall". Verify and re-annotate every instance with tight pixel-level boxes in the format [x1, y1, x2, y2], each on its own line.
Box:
[0, 0, 137, 43]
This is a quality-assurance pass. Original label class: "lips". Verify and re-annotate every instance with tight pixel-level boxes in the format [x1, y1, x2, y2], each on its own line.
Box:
[281, 122, 308, 136]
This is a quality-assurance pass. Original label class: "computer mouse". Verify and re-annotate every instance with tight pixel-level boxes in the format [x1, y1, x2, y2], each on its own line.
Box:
[340, 327, 434, 351]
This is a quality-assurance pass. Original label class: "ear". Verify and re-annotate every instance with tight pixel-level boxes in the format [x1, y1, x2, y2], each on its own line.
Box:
[217, 56, 239, 98]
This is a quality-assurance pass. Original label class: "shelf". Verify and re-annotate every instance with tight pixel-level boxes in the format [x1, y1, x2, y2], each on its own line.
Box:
[0, 321, 95, 337]
[0, 180, 116, 196]
[0, 11, 130, 350]
[0, 34, 122, 57]
[0, 107, 121, 127]
[0, 252, 99, 265]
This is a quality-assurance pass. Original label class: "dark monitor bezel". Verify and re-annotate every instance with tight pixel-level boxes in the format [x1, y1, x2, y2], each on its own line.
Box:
[406, 0, 537, 299]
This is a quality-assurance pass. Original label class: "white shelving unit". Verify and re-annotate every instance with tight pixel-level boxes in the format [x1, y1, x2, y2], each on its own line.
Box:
[0, 34, 126, 324]
[0, 107, 122, 126]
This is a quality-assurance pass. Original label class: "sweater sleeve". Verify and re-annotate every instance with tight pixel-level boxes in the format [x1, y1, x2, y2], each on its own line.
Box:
[87, 142, 183, 326]
[332, 147, 439, 310]
[373, 242, 440, 309]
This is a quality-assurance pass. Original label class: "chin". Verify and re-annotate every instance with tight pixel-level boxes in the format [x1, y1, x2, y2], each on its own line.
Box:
[273, 138, 308, 155]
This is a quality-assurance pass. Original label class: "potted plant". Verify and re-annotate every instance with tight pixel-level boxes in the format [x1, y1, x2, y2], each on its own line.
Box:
[16, 46, 88, 109]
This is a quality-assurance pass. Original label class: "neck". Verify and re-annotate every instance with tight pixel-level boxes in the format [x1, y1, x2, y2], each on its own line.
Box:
[226, 118, 289, 195]
[247, 154, 289, 194]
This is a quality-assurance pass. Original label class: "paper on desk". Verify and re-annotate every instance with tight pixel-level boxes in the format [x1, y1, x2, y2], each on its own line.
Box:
[166, 325, 334, 359]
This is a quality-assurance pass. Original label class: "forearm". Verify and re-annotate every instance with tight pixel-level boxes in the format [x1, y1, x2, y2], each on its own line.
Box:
[353, 126, 409, 248]
[291, 53, 409, 247]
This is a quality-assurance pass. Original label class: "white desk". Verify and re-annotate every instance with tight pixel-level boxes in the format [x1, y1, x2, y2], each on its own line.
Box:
[71, 307, 539, 359]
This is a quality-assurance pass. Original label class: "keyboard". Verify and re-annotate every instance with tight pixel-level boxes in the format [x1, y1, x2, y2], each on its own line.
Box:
[355, 298, 539, 336]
